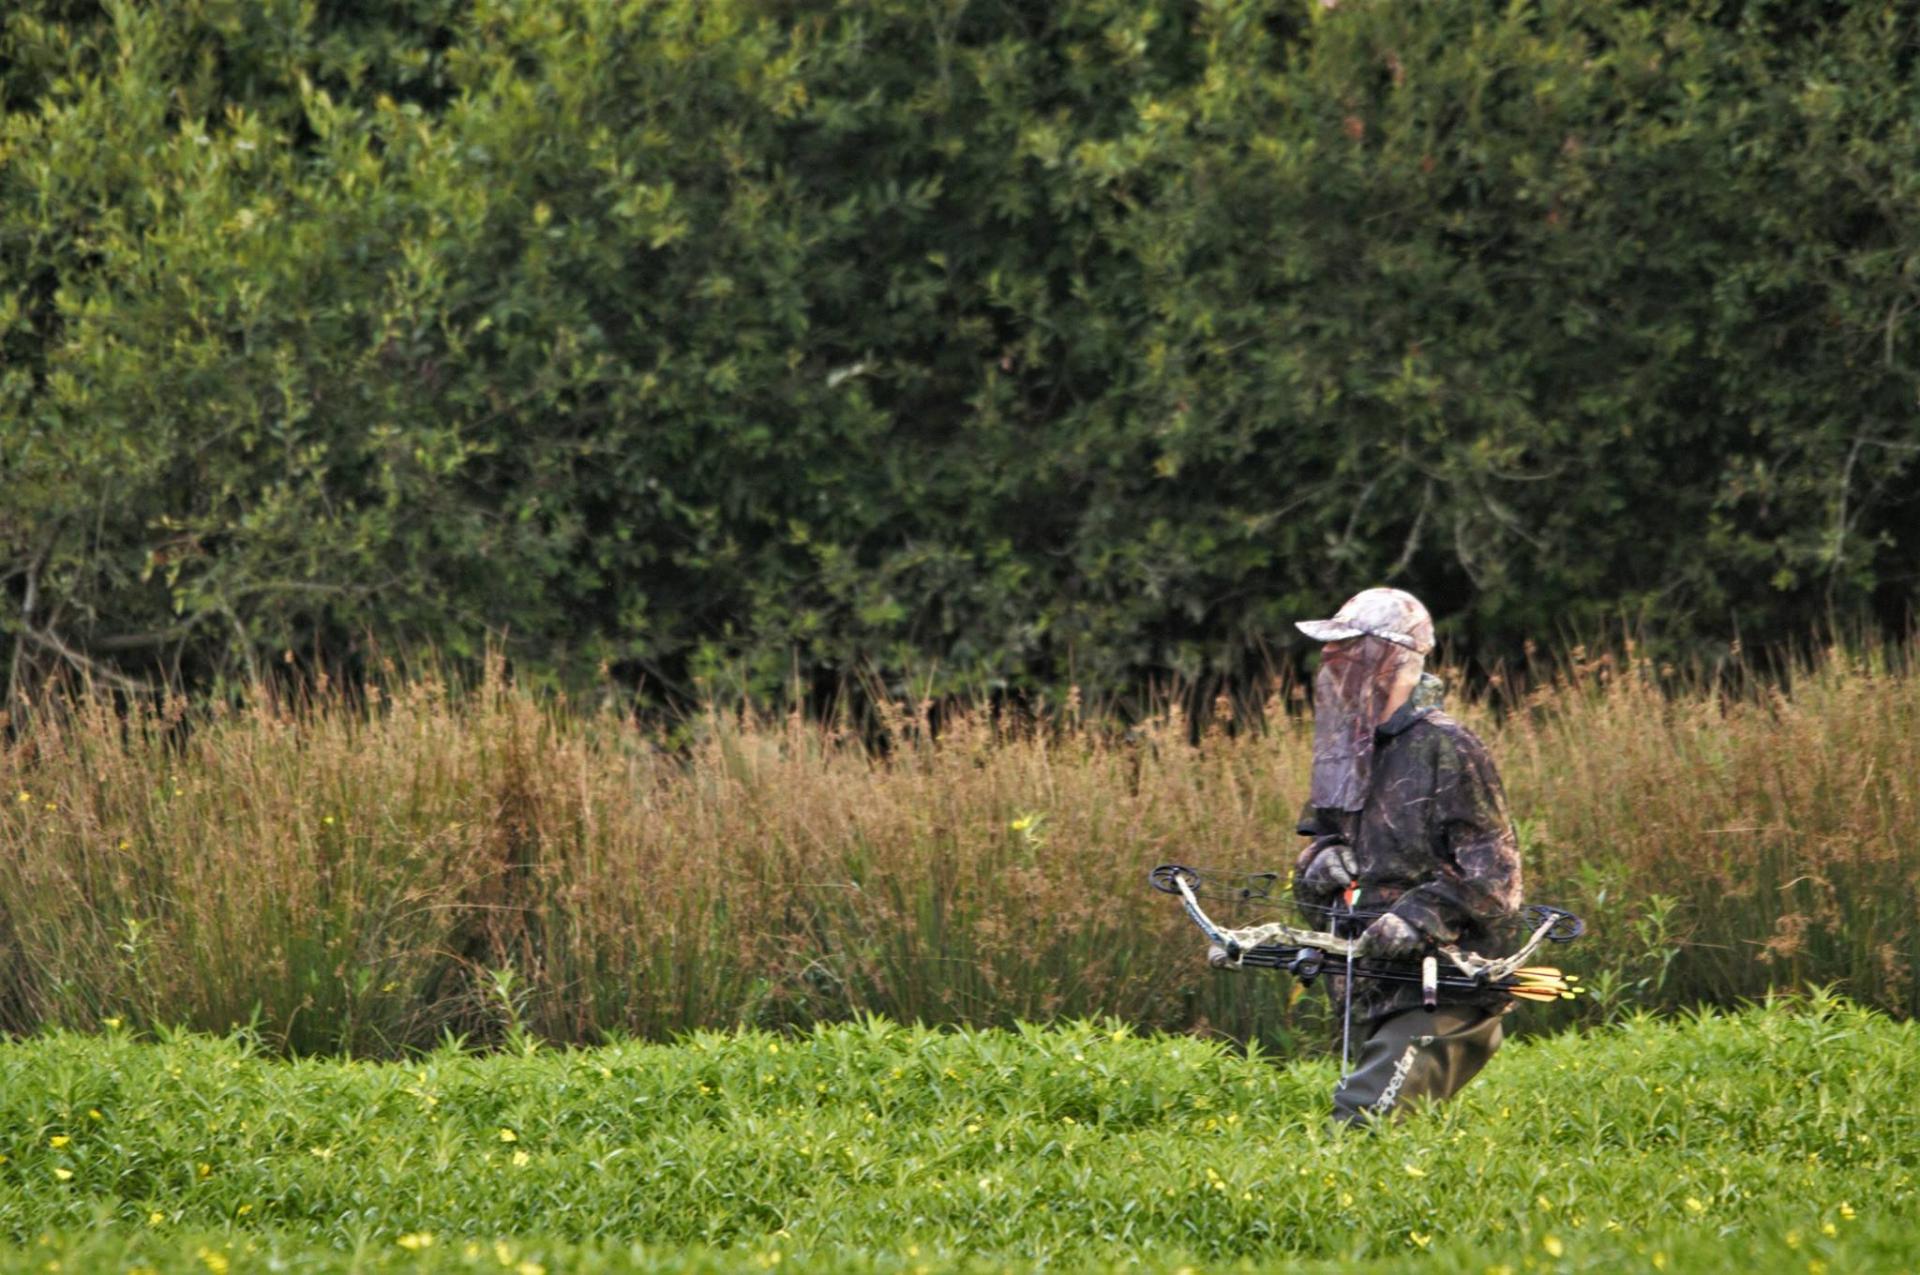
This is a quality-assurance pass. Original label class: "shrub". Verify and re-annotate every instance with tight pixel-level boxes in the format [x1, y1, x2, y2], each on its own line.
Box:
[3, 0, 1918, 701]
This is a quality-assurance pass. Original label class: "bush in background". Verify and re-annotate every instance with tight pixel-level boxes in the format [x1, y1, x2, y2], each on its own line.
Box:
[3, 0, 1918, 703]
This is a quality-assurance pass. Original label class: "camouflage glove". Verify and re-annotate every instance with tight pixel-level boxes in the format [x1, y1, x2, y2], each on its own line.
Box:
[1356, 912, 1423, 960]
[1296, 837, 1357, 895]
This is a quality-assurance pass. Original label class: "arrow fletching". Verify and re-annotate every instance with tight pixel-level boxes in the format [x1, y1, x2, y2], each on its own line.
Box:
[1502, 966, 1584, 1000]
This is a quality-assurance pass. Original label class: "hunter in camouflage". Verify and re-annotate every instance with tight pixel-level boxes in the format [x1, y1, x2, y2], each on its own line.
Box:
[1290, 587, 1524, 1124]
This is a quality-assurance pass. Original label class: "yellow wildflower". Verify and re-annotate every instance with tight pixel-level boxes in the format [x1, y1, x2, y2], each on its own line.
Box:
[52, 1169, 73, 1181]
[1542, 1235, 1564, 1258]
[396, 1233, 434, 1251]
[48, 1136, 68, 1148]
[498, 1127, 517, 1142]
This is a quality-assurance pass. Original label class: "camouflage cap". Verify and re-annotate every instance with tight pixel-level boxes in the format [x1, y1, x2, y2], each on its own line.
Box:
[1295, 587, 1435, 655]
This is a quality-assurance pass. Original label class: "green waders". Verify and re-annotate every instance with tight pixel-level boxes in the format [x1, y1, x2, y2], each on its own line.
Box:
[1331, 1004, 1504, 1126]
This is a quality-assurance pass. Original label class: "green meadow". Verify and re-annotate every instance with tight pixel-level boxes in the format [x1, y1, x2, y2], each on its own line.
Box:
[0, 994, 1911, 1273]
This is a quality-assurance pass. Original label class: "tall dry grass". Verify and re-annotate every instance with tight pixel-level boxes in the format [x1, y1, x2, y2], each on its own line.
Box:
[1493, 641, 1920, 1020]
[1, 645, 1913, 1054]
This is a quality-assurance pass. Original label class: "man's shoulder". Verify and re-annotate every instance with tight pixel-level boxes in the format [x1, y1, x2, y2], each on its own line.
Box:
[1401, 710, 1495, 758]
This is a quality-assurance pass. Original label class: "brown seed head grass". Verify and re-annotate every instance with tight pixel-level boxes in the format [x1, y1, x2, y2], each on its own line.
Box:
[0, 641, 1912, 1054]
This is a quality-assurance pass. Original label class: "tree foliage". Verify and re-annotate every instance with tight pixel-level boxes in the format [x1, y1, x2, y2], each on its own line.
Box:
[4, 0, 1918, 701]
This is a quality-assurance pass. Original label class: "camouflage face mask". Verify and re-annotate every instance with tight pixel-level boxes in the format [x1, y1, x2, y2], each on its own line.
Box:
[1307, 634, 1422, 813]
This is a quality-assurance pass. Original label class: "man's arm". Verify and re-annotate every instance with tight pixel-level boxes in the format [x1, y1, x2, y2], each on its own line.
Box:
[1386, 727, 1523, 944]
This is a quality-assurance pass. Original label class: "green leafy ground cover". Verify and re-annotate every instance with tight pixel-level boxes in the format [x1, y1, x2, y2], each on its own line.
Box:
[0, 996, 1911, 1273]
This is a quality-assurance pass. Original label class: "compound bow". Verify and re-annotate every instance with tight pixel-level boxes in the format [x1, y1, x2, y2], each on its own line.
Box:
[1148, 863, 1585, 1006]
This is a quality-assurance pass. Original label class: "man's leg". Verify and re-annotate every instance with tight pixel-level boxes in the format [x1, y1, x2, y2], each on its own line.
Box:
[1331, 1004, 1504, 1126]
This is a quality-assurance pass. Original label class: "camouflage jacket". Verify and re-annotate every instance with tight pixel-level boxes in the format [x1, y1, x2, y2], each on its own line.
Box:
[1294, 681, 1524, 1023]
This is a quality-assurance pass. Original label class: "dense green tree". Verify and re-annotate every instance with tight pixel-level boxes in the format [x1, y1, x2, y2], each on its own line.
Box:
[3, 0, 1917, 703]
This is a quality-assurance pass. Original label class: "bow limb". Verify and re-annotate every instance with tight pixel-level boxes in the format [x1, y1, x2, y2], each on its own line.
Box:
[1174, 874, 1357, 963]
[1437, 909, 1561, 983]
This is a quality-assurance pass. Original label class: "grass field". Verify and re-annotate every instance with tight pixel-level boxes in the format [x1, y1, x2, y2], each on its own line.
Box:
[0, 994, 1911, 1273]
